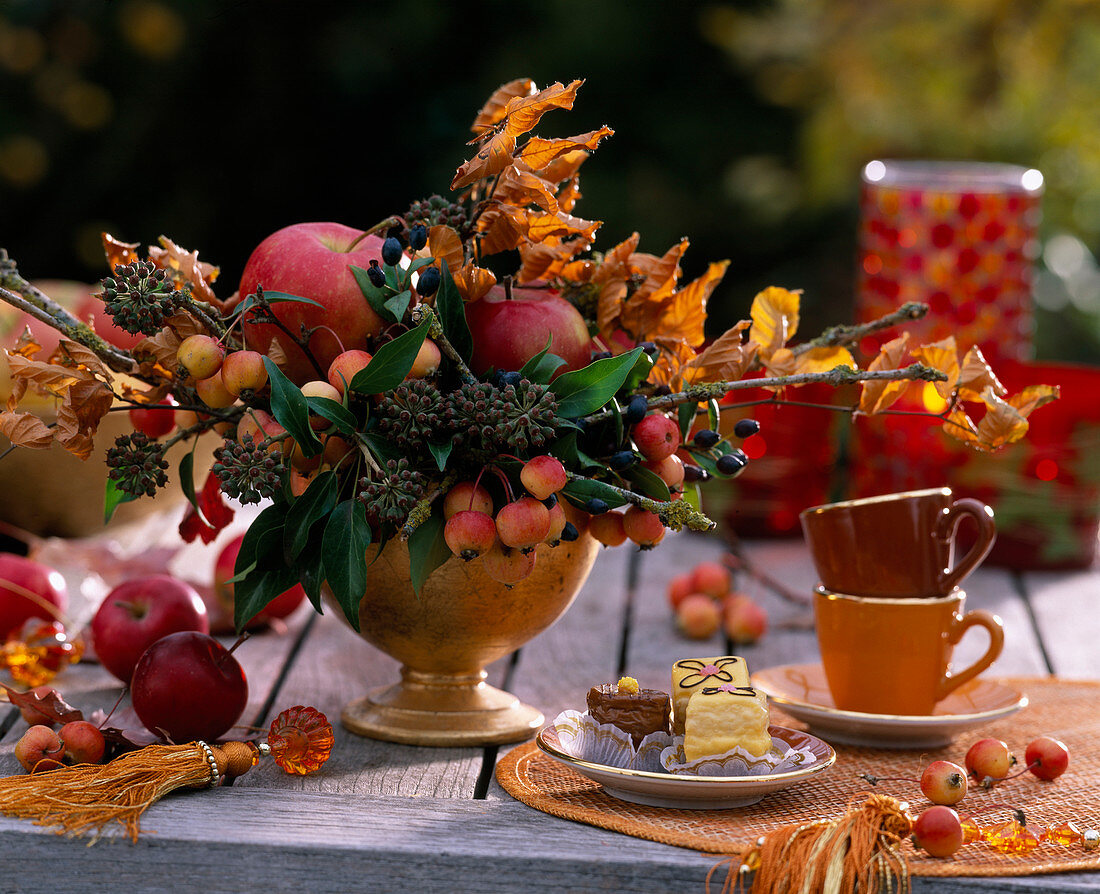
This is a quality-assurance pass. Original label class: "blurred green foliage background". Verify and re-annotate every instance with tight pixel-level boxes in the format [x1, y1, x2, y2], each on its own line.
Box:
[1, 0, 1098, 362]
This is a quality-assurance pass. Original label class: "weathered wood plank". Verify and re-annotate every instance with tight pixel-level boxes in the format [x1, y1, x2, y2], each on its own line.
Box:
[1019, 565, 1100, 679]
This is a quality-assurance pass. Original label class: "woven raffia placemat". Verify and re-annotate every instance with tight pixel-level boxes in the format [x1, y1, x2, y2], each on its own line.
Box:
[496, 677, 1100, 877]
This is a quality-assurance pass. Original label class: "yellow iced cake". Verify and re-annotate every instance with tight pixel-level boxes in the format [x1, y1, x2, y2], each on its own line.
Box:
[670, 656, 751, 735]
[683, 684, 772, 761]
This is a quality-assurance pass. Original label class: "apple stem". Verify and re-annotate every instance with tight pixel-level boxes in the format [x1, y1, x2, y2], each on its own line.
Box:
[351, 216, 403, 249]
[487, 464, 515, 502]
[503, 276, 513, 301]
[471, 466, 489, 512]
[99, 686, 129, 728]
[311, 324, 347, 355]
[224, 631, 250, 659]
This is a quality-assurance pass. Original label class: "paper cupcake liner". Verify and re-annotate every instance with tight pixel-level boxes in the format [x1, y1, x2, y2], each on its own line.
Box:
[548, 710, 673, 772]
[660, 736, 820, 777]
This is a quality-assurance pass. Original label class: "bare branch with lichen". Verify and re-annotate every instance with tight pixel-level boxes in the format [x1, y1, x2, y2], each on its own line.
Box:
[399, 471, 457, 541]
[409, 305, 478, 385]
[791, 301, 929, 356]
[567, 472, 715, 532]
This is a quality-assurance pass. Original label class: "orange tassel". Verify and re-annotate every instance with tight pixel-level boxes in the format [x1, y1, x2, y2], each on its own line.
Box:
[707, 793, 913, 894]
[0, 740, 258, 842]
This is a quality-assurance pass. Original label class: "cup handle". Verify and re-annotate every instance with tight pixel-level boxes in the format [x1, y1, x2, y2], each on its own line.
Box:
[936, 498, 996, 592]
[937, 609, 1005, 702]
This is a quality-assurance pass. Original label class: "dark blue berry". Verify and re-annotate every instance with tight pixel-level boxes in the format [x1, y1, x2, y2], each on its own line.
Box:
[501, 371, 521, 387]
[541, 492, 558, 509]
[639, 341, 658, 356]
[608, 450, 636, 471]
[734, 418, 761, 439]
[366, 261, 386, 288]
[654, 384, 672, 396]
[417, 266, 441, 297]
[715, 450, 749, 477]
[683, 463, 707, 482]
[489, 369, 506, 388]
[382, 236, 403, 266]
[408, 224, 428, 251]
[584, 498, 610, 515]
[693, 429, 720, 449]
[624, 395, 648, 425]
[591, 350, 613, 361]
[559, 521, 579, 542]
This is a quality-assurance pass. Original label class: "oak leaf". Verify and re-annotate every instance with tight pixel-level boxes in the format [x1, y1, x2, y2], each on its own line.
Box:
[0, 411, 54, 449]
[471, 78, 536, 134]
[750, 287, 802, 358]
[859, 333, 912, 415]
[681, 321, 756, 385]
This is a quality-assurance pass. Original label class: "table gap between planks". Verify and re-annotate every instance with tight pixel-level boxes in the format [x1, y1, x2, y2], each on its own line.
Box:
[1, 530, 1097, 893]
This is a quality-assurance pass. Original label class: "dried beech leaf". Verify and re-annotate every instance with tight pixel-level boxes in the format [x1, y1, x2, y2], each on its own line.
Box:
[975, 387, 1029, 450]
[453, 263, 497, 302]
[539, 149, 590, 186]
[11, 327, 43, 359]
[650, 261, 729, 348]
[750, 287, 803, 357]
[557, 175, 582, 214]
[859, 333, 912, 415]
[1, 683, 83, 725]
[649, 337, 699, 388]
[0, 411, 55, 448]
[956, 345, 1005, 402]
[681, 321, 756, 385]
[516, 126, 614, 173]
[493, 165, 560, 215]
[525, 210, 600, 246]
[101, 232, 140, 271]
[1007, 383, 1060, 418]
[942, 405, 982, 448]
[794, 345, 856, 375]
[49, 338, 110, 378]
[54, 379, 113, 459]
[265, 335, 289, 368]
[6, 353, 82, 397]
[451, 132, 518, 190]
[498, 79, 583, 141]
[911, 337, 960, 401]
[132, 311, 206, 371]
[476, 204, 529, 255]
[517, 239, 588, 285]
[428, 225, 464, 274]
[595, 233, 641, 336]
[762, 346, 798, 381]
[629, 241, 690, 305]
[149, 237, 221, 307]
[471, 78, 536, 134]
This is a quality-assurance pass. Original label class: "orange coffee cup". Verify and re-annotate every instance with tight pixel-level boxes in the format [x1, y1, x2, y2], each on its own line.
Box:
[800, 487, 996, 598]
[813, 587, 1004, 715]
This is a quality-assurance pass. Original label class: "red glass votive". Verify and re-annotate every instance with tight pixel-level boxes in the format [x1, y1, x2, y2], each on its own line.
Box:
[856, 160, 1044, 366]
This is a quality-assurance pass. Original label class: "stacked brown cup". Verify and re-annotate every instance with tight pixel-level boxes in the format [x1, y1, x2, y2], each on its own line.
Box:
[799, 487, 1003, 716]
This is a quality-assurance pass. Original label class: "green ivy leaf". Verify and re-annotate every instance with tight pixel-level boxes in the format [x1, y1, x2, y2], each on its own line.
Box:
[305, 395, 358, 436]
[322, 500, 372, 631]
[350, 266, 395, 322]
[625, 465, 671, 501]
[407, 508, 452, 596]
[348, 318, 430, 395]
[384, 289, 413, 324]
[103, 478, 139, 524]
[283, 470, 338, 562]
[552, 348, 645, 418]
[427, 439, 453, 472]
[562, 477, 628, 508]
[435, 260, 473, 363]
[263, 357, 321, 456]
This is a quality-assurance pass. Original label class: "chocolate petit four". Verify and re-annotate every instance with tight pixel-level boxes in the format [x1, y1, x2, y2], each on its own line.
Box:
[586, 676, 672, 746]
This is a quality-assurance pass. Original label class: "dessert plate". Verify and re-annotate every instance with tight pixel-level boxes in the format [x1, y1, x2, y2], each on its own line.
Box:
[536, 724, 835, 809]
[752, 664, 1027, 749]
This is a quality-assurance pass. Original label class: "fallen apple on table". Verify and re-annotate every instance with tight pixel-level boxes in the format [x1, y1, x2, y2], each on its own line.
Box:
[0, 553, 67, 640]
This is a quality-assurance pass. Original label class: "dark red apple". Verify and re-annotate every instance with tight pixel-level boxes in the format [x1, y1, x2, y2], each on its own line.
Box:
[238, 222, 387, 384]
[465, 284, 591, 376]
[0, 553, 68, 640]
[213, 534, 306, 627]
[90, 574, 209, 684]
[131, 631, 248, 743]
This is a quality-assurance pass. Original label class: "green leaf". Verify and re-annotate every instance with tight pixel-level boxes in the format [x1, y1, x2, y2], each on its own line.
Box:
[305, 395, 358, 436]
[322, 500, 372, 631]
[263, 357, 321, 456]
[348, 318, 430, 395]
[625, 465, 671, 501]
[230, 504, 287, 584]
[427, 439, 453, 472]
[562, 477, 628, 509]
[683, 482, 702, 513]
[519, 336, 561, 384]
[707, 399, 720, 431]
[178, 449, 200, 515]
[297, 527, 327, 613]
[407, 257, 436, 275]
[435, 261, 473, 363]
[350, 266, 395, 322]
[232, 504, 297, 632]
[552, 348, 645, 418]
[257, 290, 326, 309]
[383, 264, 403, 292]
[283, 470, 338, 562]
[623, 351, 655, 392]
[103, 478, 139, 523]
[362, 431, 402, 464]
[678, 401, 698, 440]
[384, 289, 413, 324]
[407, 508, 452, 596]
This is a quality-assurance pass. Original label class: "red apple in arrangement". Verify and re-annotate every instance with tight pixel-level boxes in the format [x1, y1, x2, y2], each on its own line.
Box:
[90, 574, 209, 684]
[238, 222, 387, 385]
[465, 284, 591, 376]
[131, 631, 248, 742]
[214, 534, 307, 627]
[0, 553, 67, 639]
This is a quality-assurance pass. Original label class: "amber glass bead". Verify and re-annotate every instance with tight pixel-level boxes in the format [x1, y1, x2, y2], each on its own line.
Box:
[2, 620, 83, 687]
[961, 819, 983, 845]
[985, 821, 1042, 855]
[268, 705, 334, 775]
[1042, 821, 1082, 846]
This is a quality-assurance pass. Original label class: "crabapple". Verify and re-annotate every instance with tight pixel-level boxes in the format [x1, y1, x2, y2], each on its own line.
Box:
[406, 339, 441, 379]
[59, 720, 106, 765]
[690, 561, 730, 599]
[667, 574, 695, 610]
[632, 413, 681, 462]
[128, 397, 176, 439]
[723, 594, 767, 644]
[920, 760, 968, 806]
[589, 510, 627, 547]
[676, 594, 721, 639]
[544, 502, 567, 545]
[622, 506, 665, 549]
[195, 373, 237, 409]
[14, 724, 65, 772]
[444, 481, 494, 519]
[177, 335, 225, 379]
[520, 455, 568, 500]
[644, 453, 685, 490]
[1025, 736, 1070, 781]
[327, 349, 372, 395]
[481, 542, 537, 586]
[496, 498, 551, 551]
[965, 738, 1015, 785]
[220, 350, 269, 396]
[911, 806, 964, 858]
[445, 511, 498, 561]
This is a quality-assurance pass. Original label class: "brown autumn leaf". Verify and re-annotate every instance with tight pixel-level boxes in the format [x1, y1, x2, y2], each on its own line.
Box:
[131, 311, 206, 371]
[11, 327, 43, 359]
[516, 239, 588, 285]
[956, 345, 1005, 402]
[265, 335, 289, 368]
[428, 225, 464, 274]
[101, 232, 139, 271]
[493, 165, 561, 215]
[1007, 383, 1060, 418]
[649, 336, 699, 387]
[629, 241, 690, 305]
[6, 353, 82, 397]
[595, 233, 642, 335]
[471, 78, 536, 134]
[495, 79, 583, 142]
[1, 683, 83, 725]
[859, 333, 912, 415]
[54, 379, 113, 459]
[149, 236, 221, 308]
[451, 131, 518, 190]
[681, 321, 756, 385]
[557, 175, 582, 214]
[476, 204, 530, 255]
[49, 338, 110, 379]
[761, 346, 798, 380]
[453, 262, 497, 302]
[911, 337, 960, 401]
[794, 345, 856, 375]
[749, 287, 802, 358]
[0, 410, 55, 448]
[539, 148, 591, 186]
[516, 126, 614, 174]
[525, 209, 600, 246]
[974, 386, 1029, 451]
[648, 261, 729, 348]
[942, 405, 982, 449]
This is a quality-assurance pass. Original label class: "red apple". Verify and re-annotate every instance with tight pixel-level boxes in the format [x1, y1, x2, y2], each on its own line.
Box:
[130, 631, 248, 743]
[465, 284, 591, 376]
[31, 280, 145, 351]
[238, 222, 388, 384]
[0, 553, 67, 640]
[214, 534, 306, 627]
[90, 574, 209, 684]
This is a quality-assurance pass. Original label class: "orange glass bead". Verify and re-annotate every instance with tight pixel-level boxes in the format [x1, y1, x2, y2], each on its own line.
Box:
[985, 821, 1042, 855]
[268, 705, 333, 775]
[2, 620, 83, 687]
[1042, 821, 1082, 846]
[961, 819, 983, 845]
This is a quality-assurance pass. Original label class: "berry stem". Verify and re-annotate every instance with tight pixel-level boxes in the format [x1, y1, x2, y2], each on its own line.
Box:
[487, 464, 515, 502]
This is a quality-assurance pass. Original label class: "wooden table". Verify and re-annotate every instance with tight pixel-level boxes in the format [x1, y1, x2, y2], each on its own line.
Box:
[1, 527, 1097, 893]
